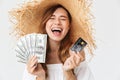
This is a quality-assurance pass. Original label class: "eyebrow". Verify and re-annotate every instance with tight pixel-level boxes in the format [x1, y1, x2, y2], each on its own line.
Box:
[51, 15, 68, 18]
[60, 15, 68, 18]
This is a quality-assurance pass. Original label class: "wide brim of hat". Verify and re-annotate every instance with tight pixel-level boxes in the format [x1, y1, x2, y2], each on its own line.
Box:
[10, 0, 96, 53]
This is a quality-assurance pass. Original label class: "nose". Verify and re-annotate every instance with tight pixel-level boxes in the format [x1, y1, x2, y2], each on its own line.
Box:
[54, 18, 61, 25]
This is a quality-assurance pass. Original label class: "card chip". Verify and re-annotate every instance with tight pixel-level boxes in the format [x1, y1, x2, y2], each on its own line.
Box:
[71, 37, 87, 52]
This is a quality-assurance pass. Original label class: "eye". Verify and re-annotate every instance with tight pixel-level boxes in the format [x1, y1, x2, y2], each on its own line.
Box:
[60, 17, 67, 21]
[49, 17, 54, 20]
[60, 16, 68, 21]
[49, 16, 55, 20]
[60, 18, 66, 20]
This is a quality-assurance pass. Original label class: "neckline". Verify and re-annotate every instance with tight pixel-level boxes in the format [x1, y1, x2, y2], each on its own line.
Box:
[46, 63, 63, 69]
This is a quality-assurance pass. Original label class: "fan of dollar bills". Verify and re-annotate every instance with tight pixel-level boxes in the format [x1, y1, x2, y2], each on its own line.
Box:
[15, 33, 47, 64]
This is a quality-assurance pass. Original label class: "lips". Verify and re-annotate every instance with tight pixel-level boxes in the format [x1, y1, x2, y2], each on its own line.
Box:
[51, 27, 63, 36]
[51, 27, 62, 33]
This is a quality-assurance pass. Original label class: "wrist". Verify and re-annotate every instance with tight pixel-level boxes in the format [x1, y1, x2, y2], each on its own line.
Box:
[36, 76, 45, 80]
[36, 71, 46, 80]
[63, 70, 76, 80]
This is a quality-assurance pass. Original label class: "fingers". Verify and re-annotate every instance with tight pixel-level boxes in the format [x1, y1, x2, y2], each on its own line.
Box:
[26, 56, 45, 78]
[70, 50, 85, 62]
[27, 55, 38, 74]
[76, 51, 85, 62]
[30, 56, 38, 67]
[63, 55, 81, 71]
[28, 55, 38, 67]
[63, 57, 73, 71]
[63, 50, 85, 71]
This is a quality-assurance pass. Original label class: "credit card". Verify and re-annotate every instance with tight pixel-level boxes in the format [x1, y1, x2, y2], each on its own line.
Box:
[71, 37, 87, 52]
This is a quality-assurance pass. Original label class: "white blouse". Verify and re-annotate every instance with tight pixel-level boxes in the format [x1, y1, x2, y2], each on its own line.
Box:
[23, 61, 95, 80]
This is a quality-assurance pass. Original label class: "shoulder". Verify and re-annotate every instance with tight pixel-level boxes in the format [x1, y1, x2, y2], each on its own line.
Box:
[74, 61, 95, 80]
[74, 61, 87, 73]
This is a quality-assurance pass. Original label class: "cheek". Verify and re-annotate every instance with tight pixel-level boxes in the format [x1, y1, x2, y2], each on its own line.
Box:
[65, 22, 70, 32]
[45, 22, 50, 32]
[45, 25, 49, 33]
[64, 24, 70, 35]
[66, 27, 70, 34]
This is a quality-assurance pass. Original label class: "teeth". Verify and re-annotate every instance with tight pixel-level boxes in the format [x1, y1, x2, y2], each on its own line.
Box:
[52, 27, 62, 31]
[51, 27, 62, 32]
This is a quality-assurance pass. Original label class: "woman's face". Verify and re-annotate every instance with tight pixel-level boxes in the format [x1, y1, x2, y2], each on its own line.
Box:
[45, 7, 70, 42]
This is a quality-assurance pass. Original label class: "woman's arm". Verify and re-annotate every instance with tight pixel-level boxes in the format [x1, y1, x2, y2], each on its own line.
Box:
[63, 50, 85, 80]
[63, 70, 76, 80]
[74, 61, 95, 80]
[23, 55, 45, 80]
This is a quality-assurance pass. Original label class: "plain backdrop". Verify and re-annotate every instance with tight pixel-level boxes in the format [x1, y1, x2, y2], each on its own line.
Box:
[0, 0, 120, 80]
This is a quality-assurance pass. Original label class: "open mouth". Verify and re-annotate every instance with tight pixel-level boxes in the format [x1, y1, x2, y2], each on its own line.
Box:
[51, 27, 62, 33]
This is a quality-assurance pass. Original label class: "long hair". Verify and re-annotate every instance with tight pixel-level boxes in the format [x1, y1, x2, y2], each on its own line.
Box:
[38, 4, 74, 77]
[9, 0, 96, 77]
[9, 0, 96, 55]
[40, 4, 73, 63]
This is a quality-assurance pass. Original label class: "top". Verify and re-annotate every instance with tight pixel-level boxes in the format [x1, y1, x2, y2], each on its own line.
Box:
[23, 61, 95, 80]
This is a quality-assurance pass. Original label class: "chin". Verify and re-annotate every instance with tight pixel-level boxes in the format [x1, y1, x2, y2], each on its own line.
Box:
[51, 37, 63, 42]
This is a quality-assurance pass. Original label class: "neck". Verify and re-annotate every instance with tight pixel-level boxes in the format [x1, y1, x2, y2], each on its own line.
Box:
[48, 39, 61, 53]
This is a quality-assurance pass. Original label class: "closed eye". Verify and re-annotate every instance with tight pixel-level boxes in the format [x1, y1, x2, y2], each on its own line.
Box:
[49, 17, 55, 20]
[60, 16, 68, 21]
[60, 18, 66, 20]
[49, 15, 55, 20]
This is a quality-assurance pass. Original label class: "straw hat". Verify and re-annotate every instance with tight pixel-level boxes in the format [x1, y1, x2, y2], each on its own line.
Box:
[10, 0, 96, 54]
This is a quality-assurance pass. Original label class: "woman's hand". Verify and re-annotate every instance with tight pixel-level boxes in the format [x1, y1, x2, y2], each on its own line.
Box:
[63, 50, 85, 71]
[27, 55, 45, 80]
[63, 50, 85, 80]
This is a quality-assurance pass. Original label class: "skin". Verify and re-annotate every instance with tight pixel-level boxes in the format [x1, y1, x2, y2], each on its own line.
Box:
[27, 7, 84, 80]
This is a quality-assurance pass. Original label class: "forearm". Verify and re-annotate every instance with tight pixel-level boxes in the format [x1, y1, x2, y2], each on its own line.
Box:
[64, 70, 76, 80]
[36, 77, 45, 80]
[36, 72, 46, 80]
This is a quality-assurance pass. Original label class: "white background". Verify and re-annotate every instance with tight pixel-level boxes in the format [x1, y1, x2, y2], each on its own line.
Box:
[0, 0, 120, 80]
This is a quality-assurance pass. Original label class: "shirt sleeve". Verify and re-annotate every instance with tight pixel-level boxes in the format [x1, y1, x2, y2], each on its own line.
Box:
[74, 61, 95, 80]
[22, 66, 36, 80]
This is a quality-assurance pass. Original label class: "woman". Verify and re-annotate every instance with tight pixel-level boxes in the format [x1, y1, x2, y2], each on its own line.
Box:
[10, 0, 96, 80]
